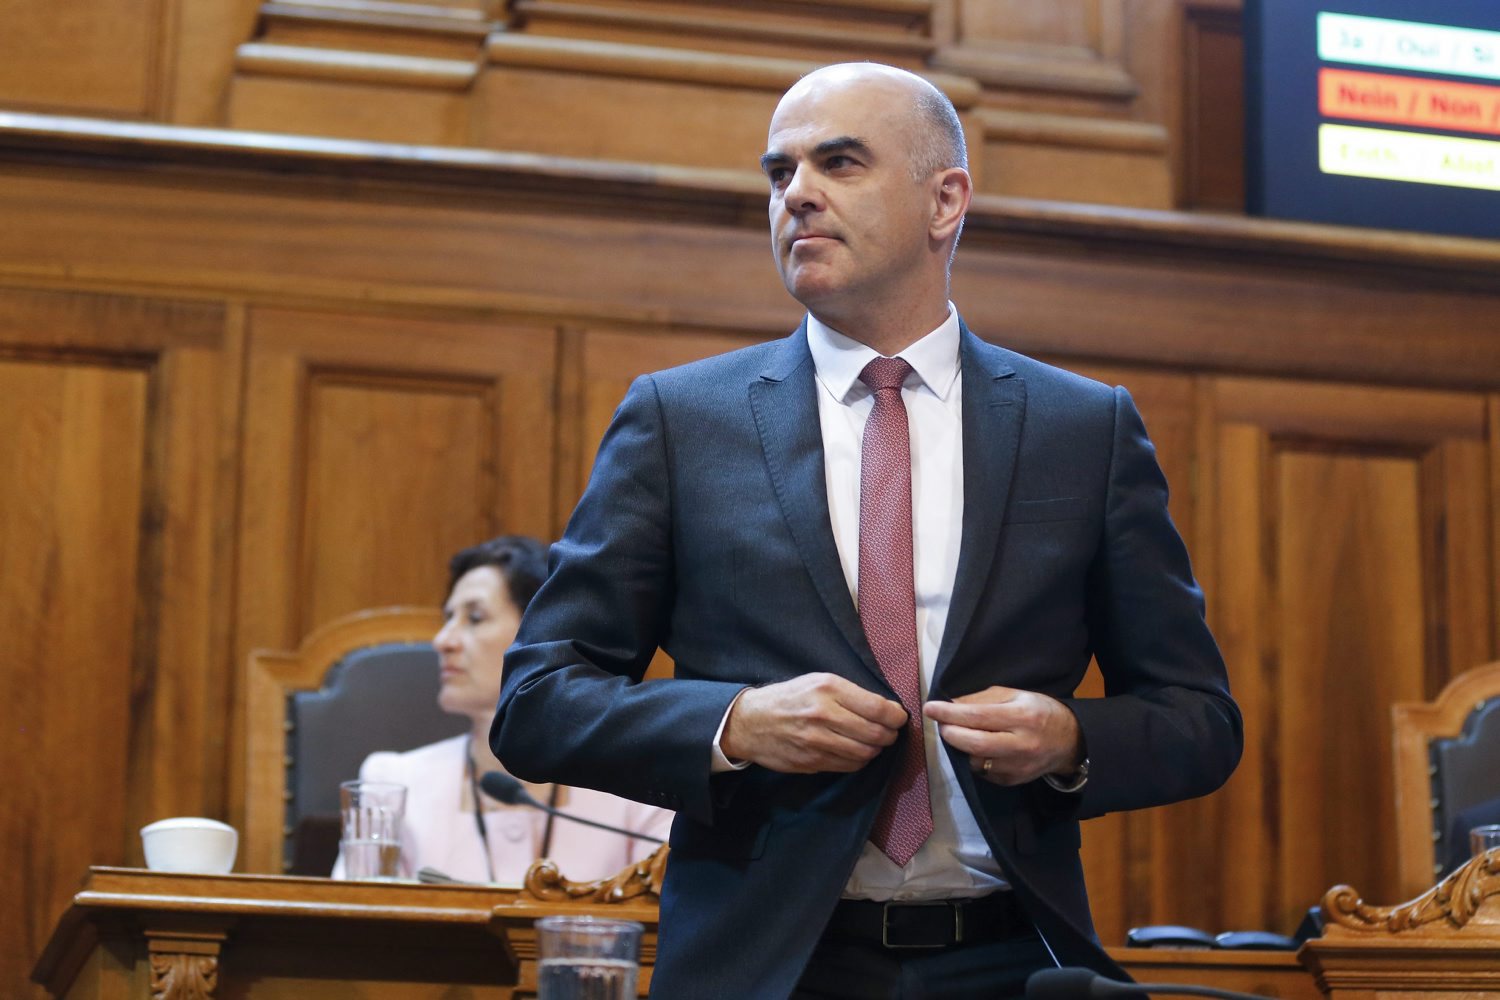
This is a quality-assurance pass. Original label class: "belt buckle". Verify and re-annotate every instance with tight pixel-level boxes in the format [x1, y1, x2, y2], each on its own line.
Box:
[880, 901, 961, 949]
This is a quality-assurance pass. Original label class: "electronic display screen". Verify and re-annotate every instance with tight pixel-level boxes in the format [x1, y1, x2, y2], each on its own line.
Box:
[1246, 0, 1500, 239]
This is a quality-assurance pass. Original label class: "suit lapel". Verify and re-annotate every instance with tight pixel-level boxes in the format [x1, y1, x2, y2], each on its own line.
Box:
[934, 325, 1025, 682]
[748, 324, 883, 683]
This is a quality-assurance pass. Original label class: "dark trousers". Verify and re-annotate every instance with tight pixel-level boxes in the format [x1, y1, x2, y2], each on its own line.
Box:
[791, 928, 1053, 1000]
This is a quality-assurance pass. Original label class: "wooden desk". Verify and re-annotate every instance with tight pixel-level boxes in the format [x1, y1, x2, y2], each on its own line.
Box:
[1111, 947, 1321, 1000]
[31, 867, 658, 1000]
[35, 865, 1331, 1000]
[1301, 852, 1500, 998]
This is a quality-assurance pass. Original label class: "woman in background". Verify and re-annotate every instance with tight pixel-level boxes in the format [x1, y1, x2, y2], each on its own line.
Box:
[334, 535, 672, 883]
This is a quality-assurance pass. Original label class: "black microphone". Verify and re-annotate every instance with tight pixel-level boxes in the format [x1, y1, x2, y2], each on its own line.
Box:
[1026, 968, 1272, 1000]
[479, 771, 665, 844]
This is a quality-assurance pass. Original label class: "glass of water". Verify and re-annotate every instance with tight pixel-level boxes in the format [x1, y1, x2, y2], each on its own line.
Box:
[339, 780, 406, 880]
[1470, 824, 1500, 860]
[536, 915, 643, 1000]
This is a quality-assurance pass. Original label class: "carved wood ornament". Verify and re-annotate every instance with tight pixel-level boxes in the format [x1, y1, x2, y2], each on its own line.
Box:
[523, 844, 669, 904]
[149, 951, 219, 1000]
[1324, 848, 1500, 934]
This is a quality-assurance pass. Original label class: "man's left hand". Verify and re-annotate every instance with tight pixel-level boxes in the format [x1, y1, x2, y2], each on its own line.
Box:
[924, 687, 1084, 785]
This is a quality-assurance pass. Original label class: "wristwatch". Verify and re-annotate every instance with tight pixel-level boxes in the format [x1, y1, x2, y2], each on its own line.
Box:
[1043, 756, 1090, 793]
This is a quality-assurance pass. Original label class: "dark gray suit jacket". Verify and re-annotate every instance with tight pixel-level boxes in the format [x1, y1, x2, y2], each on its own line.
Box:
[494, 321, 1242, 998]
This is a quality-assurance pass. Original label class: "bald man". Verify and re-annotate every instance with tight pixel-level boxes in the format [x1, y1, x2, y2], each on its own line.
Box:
[495, 63, 1242, 999]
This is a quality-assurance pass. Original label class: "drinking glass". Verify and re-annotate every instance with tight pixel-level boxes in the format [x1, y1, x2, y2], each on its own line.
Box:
[1470, 823, 1500, 860]
[536, 915, 643, 1000]
[339, 780, 406, 880]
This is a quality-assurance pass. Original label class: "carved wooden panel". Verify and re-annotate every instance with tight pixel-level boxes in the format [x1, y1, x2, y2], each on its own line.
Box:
[939, 0, 1136, 99]
[0, 286, 235, 1000]
[471, 59, 783, 172]
[1201, 378, 1494, 933]
[149, 948, 220, 1000]
[960, 1, 1101, 50]
[509, 0, 933, 65]
[231, 307, 556, 819]
[238, 307, 556, 648]
[1183, 3, 1245, 210]
[228, 73, 472, 146]
[0, 355, 147, 995]
[0, 0, 170, 116]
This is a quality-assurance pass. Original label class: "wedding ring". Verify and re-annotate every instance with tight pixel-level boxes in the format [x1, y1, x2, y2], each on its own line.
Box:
[981, 757, 994, 776]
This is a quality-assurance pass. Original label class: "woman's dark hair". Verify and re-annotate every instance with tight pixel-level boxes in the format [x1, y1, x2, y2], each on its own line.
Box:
[446, 535, 549, 611]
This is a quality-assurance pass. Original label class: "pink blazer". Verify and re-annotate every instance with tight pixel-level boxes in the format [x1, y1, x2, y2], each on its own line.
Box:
[332, 734, 673, 884]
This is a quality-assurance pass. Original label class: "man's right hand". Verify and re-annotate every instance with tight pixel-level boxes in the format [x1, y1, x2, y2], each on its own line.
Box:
[719, 673, 906, 773]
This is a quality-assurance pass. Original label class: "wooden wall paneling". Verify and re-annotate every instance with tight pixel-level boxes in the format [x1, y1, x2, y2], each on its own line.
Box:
[128, 300, 247, 833]
[937, 0, 1137, 100]
[231, 307, 557, 825]
[567, 325, 763, 519]
[1422, 434, 1495, 689]
[1181, 0, 1244, 210]
[1201, 378, 1494, 933]
[0, 357, 147, 1000]
[1041, 362, 1218, 941]
[227, 48, 476, 145]
[256, 3, 493, 61]
[936, 0, 1184, 205]
[976, 109, 1173, 205]
[952, 214, 1500, 392]
[551, 325, 587, 540]
[0, 0, 170, 118]
[0, 136, 800, 338]
[475, 35, 978, 172]
[473, 57, 778, 170]
[165, 0, 264, 125]
[1492, 397, 1500, 662]
[0, 286, 236, 1000]
[506, 0, 936, 66]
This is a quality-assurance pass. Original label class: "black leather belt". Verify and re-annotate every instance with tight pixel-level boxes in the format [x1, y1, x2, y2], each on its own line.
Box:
[825, 893, 1031, 949]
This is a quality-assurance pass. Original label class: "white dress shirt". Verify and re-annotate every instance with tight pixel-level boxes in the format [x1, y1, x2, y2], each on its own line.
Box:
[806, 307, 1008, 901]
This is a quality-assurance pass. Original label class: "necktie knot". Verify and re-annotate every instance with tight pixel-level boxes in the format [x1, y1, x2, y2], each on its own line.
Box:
[859, 356, 912, 394]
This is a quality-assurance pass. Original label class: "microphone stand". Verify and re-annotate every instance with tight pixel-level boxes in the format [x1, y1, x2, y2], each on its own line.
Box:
[480, 771, 665, 844]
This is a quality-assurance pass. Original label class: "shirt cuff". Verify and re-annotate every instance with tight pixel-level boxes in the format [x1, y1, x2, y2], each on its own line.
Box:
[710, 687, 753, 774]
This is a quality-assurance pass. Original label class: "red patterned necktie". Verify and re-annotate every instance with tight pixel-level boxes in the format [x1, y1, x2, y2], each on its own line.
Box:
[857, 356, 932, 866]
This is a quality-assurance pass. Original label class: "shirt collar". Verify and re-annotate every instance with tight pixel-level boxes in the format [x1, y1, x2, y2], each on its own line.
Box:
[806, 304, 961, 403]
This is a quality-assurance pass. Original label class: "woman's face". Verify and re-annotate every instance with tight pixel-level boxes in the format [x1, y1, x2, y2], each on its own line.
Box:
[434, 566, 523, 721]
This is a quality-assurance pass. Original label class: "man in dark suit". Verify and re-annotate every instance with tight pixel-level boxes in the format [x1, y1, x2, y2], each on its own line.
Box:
[494, 62, 1242, 998]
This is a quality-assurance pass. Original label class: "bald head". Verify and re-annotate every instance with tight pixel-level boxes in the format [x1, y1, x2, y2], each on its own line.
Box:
[762, 61, 973, 347]
[775, 63, 967, 181]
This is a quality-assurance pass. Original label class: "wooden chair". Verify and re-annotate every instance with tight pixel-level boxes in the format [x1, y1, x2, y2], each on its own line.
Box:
[1393, 660, 1500, 899]
[244, 606, 463, 875]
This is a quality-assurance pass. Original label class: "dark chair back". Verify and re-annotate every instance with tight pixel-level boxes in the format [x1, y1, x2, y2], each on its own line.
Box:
[1393, 661, 1500, 896]
[1431, 698, 1500, 878]
[285, 641, 467, 874]
[245, 607, 458, 875]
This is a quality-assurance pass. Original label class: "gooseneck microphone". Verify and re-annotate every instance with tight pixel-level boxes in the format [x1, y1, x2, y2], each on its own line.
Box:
[1026, 968, 1272, 1000]
[479, 771, 665, 844]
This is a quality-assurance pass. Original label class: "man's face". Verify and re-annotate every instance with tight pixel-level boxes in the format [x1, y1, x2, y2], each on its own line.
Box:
[762, 74, 939, 324]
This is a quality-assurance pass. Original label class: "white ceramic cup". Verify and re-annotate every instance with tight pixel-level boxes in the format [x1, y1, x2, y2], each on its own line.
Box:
[140, 817, 239, 874]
